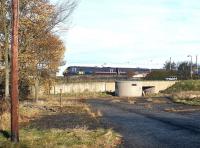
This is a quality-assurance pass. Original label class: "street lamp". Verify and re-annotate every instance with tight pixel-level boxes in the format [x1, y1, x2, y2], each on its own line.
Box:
[187, 55, 193, 79]
[169, 57, 172, 71]
[196, 55, 198, 75]
[149, 60, 152, 73]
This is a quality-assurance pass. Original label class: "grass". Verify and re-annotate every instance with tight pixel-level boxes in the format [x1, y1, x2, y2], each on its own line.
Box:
[0, 97, 122, 148]
[52, 91, 114, 99]
[0, 128, 121, 148]
[172, 97, 200, 106]
[0, 100, 10, 130]
[161, 80, 200, 105]
[164, 107, 200, 112]
[163, 80, 200, 94]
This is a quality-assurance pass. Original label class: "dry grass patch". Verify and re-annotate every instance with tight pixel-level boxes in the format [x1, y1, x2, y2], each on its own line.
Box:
[84, 105, 103, 118]
[170, 91, 200, 106]
[0, 128, 121, 148]
[0, 98, 122, 148]
[164, 107, 200, 113]
[0, 100, 10, 130]
[0, 112, 10, 131]
[52, 91, 114, 100]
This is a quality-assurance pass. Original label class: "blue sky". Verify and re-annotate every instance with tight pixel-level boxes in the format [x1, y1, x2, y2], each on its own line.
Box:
[50, 0, 200, 75]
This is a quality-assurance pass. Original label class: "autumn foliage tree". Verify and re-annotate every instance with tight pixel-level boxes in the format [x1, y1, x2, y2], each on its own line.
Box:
[0, 0, 77, 100]
[0, 0, 11, 99]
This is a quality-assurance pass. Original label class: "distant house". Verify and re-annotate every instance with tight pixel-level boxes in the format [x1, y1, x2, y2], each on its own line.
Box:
[132, 73, 149, 80]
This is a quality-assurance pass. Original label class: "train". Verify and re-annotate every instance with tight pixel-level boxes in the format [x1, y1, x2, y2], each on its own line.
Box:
[63, 66, 150, 76]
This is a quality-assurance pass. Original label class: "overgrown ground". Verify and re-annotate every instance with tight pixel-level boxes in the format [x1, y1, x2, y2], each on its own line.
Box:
[162, 80, 200, 105]
[163, 80, 200, 93]
[0, 96, 122, 148]
[55, 91, 115, 99]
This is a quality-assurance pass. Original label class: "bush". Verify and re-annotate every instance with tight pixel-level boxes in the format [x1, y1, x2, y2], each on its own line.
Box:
[145, 70, 177, 80]
[163, 80, 200, 94]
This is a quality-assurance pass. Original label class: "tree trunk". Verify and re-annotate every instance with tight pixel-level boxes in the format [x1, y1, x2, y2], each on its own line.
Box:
[3, 4, 10, 100]
[5, 28, 10, 99]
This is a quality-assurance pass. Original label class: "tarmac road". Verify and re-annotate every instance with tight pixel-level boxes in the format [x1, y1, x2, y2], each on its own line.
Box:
[87, 98, 200, 148]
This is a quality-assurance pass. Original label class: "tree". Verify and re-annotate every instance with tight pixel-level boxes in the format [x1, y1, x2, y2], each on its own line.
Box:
[163, 60, 177, 71]
[145, 70, 177, 80]
[0, 0, 11, 99]
[177, 61, 198, 80]
[0, 0, 77, 101]
[177, 62, 191, 80]
[18, 0, 76, 101]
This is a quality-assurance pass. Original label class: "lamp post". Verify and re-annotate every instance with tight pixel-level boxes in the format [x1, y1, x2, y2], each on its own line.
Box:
[149, 60, 152, 73]
[187, 55, 193, 79]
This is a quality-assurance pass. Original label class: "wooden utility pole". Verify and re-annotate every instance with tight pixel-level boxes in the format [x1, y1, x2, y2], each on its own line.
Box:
[11, 0, 19, 142]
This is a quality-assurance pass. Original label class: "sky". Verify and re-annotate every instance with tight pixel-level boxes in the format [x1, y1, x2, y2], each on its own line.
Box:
[50, 0, 200, 75]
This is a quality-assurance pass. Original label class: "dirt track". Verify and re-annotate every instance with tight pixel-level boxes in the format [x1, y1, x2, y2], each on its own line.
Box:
[87, 97, 200, 148]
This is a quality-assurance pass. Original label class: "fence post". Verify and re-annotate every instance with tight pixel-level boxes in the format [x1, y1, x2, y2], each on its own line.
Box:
[60, 89, 62, 108]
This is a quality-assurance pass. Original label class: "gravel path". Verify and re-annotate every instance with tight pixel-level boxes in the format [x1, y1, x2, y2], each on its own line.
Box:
[87, 98, 200, 148]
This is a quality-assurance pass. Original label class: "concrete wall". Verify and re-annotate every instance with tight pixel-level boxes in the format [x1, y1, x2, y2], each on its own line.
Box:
[31, 81, 176, 96]
[137, 81, 176, 93]
[50, 82, 115, 94]
[51, 81, 176, 95]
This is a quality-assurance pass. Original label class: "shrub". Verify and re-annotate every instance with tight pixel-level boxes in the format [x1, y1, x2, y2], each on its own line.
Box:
[145, 70, 177, 80]
[163, 80, 200, 94]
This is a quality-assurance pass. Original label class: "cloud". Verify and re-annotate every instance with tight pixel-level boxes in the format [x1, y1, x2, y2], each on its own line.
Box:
[54, 0, 200, 76]
[65, 26, 135, 51]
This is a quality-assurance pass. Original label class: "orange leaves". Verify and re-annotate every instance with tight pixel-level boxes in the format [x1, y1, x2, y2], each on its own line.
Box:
[17, 0, 76, 81]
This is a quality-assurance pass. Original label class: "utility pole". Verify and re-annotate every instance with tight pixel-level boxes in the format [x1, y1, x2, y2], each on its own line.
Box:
[196, 55, 198, 75]
[11, 0, 19, 142]
[169, 57, 172, 71]
[188, 55, 193, 79]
